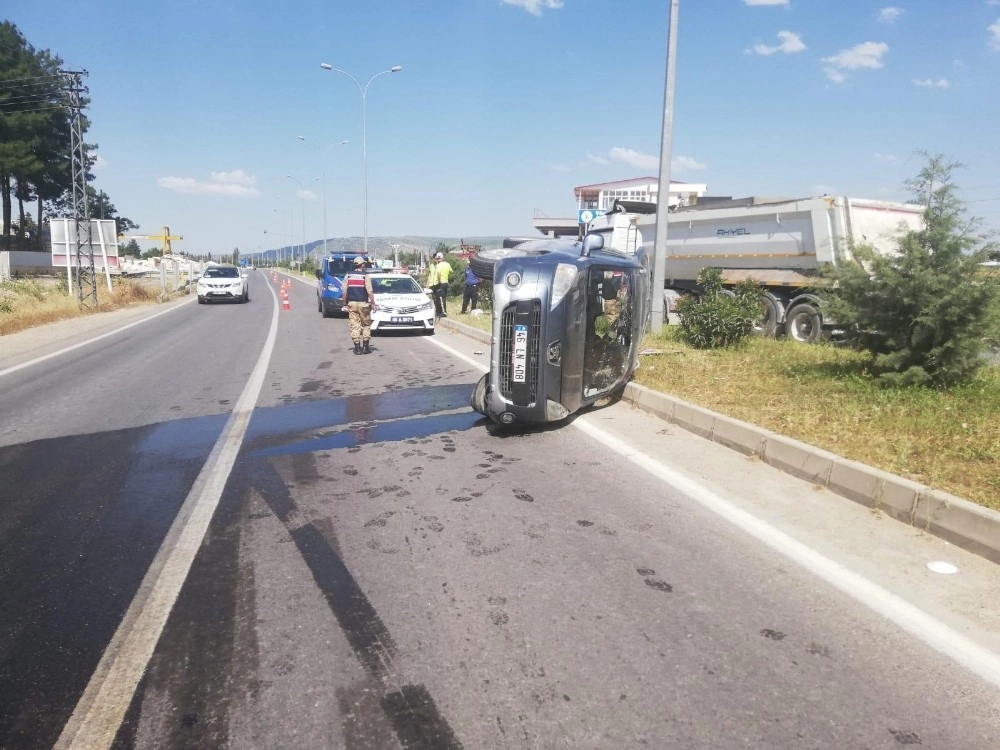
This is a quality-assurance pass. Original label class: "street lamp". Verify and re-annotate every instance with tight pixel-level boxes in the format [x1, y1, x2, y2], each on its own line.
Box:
[286, 174, 307, 265]
[296, 136, 349, 256]
[319, 62, 403, 257]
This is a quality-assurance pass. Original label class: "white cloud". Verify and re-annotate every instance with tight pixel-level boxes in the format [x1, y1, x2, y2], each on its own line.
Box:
[748, 30, 805, 56]
[501, 0, 563, 15]
[210, 169, 256, 186]
[672, 155, 707, 173]
[822, 41, 888, 83]
[990, 19, 1000, 50]
[824, 67, 847, 84]
[91, 155, 108, 171]
[878, 7, 903, 23]
[158, 170, 260, 197]
[609, 147, 659, 170]
[586, 152, 610, 166]
[743, 0, 789, 5]
[912, 77, 950, 88]
[822, 41, 888, 70]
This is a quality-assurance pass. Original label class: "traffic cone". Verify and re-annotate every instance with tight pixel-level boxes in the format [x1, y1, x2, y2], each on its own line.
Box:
[282, 293, 291, 311]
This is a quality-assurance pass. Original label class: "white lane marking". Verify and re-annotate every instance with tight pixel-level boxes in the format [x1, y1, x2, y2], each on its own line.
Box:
[0, 298, 192, 379]
[425, 334, 489, 372]
[55, 283, 281, 750]
[433, 328, 1000, 688]
[572, 416, 1000, 689]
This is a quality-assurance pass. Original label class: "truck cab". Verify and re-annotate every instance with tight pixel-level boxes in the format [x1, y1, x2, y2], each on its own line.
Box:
[314, 254, 374, 317]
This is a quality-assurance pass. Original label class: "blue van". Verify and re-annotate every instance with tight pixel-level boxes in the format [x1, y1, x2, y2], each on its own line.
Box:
[314, 254, 374, 317]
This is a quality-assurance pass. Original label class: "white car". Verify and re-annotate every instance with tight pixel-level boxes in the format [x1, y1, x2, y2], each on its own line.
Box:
[197, 265, 249, 304]
[368, 273, 435, 334]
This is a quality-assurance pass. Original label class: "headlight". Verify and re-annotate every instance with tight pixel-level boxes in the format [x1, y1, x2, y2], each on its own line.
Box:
[550, 263, 577, 310]
[418, 301, 434, 311]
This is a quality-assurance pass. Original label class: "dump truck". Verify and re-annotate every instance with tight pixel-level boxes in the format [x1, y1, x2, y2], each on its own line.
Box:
[586, 195, 925, 342]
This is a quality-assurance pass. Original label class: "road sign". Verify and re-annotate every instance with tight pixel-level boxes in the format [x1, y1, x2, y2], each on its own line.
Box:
[578, 208, 606, 224]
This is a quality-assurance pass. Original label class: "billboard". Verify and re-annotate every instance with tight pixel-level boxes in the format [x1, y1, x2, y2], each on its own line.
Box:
[50, 219, 120, 269]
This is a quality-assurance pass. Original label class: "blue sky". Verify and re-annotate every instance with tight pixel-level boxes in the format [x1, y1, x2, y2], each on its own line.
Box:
[5, 0, 1000, 256]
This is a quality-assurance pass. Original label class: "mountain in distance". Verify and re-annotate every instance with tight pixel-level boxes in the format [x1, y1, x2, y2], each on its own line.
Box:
[260, 235, 519, 262]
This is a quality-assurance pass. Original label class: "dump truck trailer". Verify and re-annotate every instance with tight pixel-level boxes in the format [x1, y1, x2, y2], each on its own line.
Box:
[587, 196, 925, 342]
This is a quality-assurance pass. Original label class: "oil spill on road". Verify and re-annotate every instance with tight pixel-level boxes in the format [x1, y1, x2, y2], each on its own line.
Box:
[249, 411, 481, 459]
[245, 383, 477, 448]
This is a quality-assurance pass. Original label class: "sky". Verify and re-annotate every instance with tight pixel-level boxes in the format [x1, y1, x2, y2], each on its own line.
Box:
[5, 0, 1000, 256]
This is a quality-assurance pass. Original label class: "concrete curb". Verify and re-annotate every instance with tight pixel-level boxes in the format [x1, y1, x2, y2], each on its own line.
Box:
[438, 316, 1000, 566]
[622, 382, 1000, 566]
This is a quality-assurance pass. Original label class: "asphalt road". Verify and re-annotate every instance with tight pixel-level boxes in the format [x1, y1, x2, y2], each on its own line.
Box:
[1, 269, 998, 749]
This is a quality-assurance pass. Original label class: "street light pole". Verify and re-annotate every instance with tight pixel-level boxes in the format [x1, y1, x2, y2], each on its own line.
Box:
[320, 62, 402, 258]
[287, 175, 307, 265]
[296, 136, 349, 257]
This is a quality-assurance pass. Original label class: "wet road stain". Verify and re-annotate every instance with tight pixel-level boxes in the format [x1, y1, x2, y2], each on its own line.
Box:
[512, 489, 534, 503]
[889, 728, 923, 745]
[644, 579, 673, 593]
[577, 520, 594, 527]
[761, 629, 786, 641]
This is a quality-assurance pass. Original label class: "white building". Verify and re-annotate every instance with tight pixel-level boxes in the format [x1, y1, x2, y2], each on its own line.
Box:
[533, 177, 709, 239]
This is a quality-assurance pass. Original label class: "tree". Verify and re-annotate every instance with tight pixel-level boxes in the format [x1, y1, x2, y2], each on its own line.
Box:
[675, 267, 762, 349]
[0, 22, 75, 245]
[824, 154, 1000, 387]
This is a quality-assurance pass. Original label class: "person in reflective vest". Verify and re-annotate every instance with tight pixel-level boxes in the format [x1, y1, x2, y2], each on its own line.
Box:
[427, 252, 452, 318]
[344, 256, 375, 354]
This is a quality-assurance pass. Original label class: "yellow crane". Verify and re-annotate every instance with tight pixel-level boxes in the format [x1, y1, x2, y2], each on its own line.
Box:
[118, 226, 183, 256]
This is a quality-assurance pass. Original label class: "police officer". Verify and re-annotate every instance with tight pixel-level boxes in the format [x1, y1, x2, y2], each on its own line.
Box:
[344, 256, 375, 354]
[427, 252, 452, 317]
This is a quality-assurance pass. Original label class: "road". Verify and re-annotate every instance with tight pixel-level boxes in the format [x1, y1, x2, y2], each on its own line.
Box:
[1, 269, 998, 749]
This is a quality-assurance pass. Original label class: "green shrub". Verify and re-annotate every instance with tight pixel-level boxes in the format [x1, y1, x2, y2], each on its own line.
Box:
[676, 267, 762, 349]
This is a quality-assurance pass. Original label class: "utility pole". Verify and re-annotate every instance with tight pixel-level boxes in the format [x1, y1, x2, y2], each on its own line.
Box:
[62, 70, 96, 308]
[651, 0, 679, 333]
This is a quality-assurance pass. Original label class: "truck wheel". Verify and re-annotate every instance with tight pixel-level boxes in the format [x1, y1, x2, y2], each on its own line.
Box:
[785, 302, 822, 344]
[470, 373, 489, 415]
[754, 294, 780, 338]
[471, 247, 550, 281]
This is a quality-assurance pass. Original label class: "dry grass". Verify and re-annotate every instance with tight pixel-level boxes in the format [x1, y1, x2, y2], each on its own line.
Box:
[636, 329, 1000, 512]
[0, 276, 161, 336]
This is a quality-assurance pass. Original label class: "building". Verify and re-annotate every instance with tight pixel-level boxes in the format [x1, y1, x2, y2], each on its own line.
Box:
[533, 177, 709, 239]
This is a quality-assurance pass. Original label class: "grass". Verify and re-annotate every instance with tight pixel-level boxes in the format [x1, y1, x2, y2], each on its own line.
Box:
[0, 276, 161, 336]
[635, 328, 1000, 512]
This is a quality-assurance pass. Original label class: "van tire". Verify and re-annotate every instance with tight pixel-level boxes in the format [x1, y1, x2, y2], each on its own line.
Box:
[471, 373, 489, 415]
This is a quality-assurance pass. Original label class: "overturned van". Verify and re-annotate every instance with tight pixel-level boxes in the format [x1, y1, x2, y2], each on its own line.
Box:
[469, 229, 650, 426]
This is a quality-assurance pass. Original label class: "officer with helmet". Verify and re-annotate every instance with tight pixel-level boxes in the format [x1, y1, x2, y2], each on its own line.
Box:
[344, 256, 375, 354]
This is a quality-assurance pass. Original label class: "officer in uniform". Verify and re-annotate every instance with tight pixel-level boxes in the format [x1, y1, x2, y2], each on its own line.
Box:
[344, 256, 375, 354]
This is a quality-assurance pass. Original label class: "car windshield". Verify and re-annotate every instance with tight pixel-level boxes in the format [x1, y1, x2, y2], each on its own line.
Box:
[371, 277, 422, 294]
[203, 267, 239, 278]
[326, 259, 355, 276]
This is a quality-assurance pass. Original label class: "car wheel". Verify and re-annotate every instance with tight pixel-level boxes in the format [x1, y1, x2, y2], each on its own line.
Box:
[198, 296, 205, 304]
[470, 373, 489, 415]
[471, 247, 550, 282]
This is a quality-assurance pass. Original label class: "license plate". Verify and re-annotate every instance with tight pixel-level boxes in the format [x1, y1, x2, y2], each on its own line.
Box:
[512, 324, 528, 383]
[391, 316, 414, 323]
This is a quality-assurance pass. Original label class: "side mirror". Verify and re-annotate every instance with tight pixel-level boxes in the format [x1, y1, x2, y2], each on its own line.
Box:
[581, 233, 604, 258]
[423, 287, 433, 295]
[314, 269, 323, 279]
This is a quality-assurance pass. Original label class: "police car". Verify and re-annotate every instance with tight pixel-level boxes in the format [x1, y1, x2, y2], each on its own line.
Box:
[368, 273, 436, 334]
